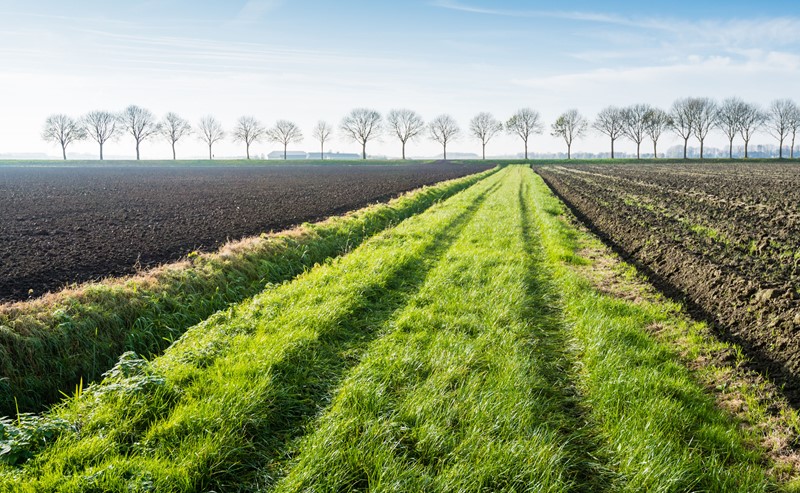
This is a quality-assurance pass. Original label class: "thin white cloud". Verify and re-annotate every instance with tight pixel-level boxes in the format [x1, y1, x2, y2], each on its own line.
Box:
[229, 0, 284, 26]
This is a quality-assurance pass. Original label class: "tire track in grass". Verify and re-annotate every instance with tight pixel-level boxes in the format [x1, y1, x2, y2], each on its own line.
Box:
[273, 166, 603, 492]
[0, 172, 505, 493]
[527, 171, 773, 492]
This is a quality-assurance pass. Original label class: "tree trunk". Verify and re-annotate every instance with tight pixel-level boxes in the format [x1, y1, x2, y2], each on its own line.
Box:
[729, 138, 733, 159]
[611, 139, 615, 159]
[283, 143, 287, 160]
[779, 138, 784, 159]
[246, 143, 251, 160]
[136, 142, 141, 161]
[524, 141, 528, 160]
[208, 144, 212, 160]
[700, 139, 704, 160]
[792, 134, 796, 159]
[401, 141, 406, 160]
[683, 138, 688, 159]
[362, 142, 366, 160]
[636, 142, 640, 160]
[567, 143, 571, 160]
[653, 140, 658, 159]
[100, 143, 104, 161]
[172, 142, 176, 160]
[443, 143, 447, 160]
[482, 142, 486, 160]
[62, 144, 67, 160]
[321, 142, 324, 160]
[744, 140, 749, 159]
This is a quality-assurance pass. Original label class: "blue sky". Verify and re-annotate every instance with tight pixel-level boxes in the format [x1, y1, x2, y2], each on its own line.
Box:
[2, 0, 800, 158]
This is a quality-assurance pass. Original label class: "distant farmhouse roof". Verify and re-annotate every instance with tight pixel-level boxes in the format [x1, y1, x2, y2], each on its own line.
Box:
[267, 151, 307, 160]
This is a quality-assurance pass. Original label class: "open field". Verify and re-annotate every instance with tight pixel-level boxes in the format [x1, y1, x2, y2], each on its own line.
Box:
[537, 162, 800, 404]
[3, 165, 796, 491]
[0, 162, 492, 301]
[0, 168, 496, 416]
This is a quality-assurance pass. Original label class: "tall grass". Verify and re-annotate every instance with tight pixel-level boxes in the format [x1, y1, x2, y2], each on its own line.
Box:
[274, 166, 609, 492]
[528, 172, 772, 491]
[0, 167, 497, 416]
[0, 169, 506, 492]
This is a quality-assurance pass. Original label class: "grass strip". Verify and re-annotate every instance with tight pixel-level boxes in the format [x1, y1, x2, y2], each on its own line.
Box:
[528, 171, 772, 491]
[274, 166, 607, 492]
[0, 168, 505, 492]
[0, 167, 497, 416]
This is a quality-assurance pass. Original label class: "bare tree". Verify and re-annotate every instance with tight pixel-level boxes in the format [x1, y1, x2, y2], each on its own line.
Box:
[550, 109, 587, 160]
[689, 97, 717, 159]
[197, 115, 225, 160]
[387, 109, 425, 159]
[267, 120, 303, 160]
[160, 112, 192, 160]
[312, 121, 333, 160]
[716, 98, 745, 158]
[768, 99, 799, 159]
[622, 104, 650, 159]
[82, 111, 118, 160]
[789, 105, 800, 159]
[120, 105, 160, 160]
[340, 108, 382, 160]
[739, 103, 767, 159]
[506, 108, 543, 159]
[41, 114, 86, 160]
[670, 98, 695, 159]
[644, 108, 671, 159]
[429, 114, 460, 160]
[470, 112, 503, 159]
[232, 116, 266, 159]
[592, 106, 625, 159]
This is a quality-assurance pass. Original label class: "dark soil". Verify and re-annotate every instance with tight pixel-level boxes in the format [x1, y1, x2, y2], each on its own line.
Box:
[537, 162, 800, 405]
[0, 163, 492, 302]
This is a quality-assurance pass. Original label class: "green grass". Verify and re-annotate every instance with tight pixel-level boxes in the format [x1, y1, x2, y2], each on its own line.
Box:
[0, 167, 497, 416]
[0, 168, 505, 491]
[528, 173, 772, 491]
[274, 166, 608, 492]
[0, 166, 781, 492]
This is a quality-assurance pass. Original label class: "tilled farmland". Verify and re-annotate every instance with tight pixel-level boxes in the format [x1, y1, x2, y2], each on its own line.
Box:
[537, 163, 800, 402]
[1, 166, 778, 491]
[0, 162, 492, 301]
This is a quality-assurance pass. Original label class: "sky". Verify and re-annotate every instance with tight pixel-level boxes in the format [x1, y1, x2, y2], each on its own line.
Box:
[2, 0, 800, 159]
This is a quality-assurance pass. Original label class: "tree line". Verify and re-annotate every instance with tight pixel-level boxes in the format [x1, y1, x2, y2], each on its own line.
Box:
[42, 98, 800, 160]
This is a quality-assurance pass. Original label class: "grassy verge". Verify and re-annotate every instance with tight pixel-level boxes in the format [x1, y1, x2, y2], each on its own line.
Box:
[0, 167, 497, 416]
[274, 166, 608, 492]
[0, 169, 505, 492]
[528, 171, 772, 491]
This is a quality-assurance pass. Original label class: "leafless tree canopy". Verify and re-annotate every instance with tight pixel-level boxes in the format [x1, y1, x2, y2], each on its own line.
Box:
[160, 112, 193, 160]
[197, 115, 225, 160]
[592, 106, 625, 159]
[643, 108, 672, 159]
[688, 97, 717, 159]
[387, 109, 424, 159]
[669, 98, 695, 159]
[312, 121, 333, 159]
[429, 114, 460, 160]
[470, 112, 503, 159]
[738, 102, 767, 159]
[41, 114, 87, 160]
[233, 116, 267, 159]
[120, 105, 160, 160]
[267, 120, 304, 160]
[621, 104, 651, 159]
[506, 108, 543, 159]
[82, 111, 118, 160]
[340, 108, 382, 160]
[715, 98, 746, 158]
[550, 109, 587, 159]
[768, 99, 800, 158]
